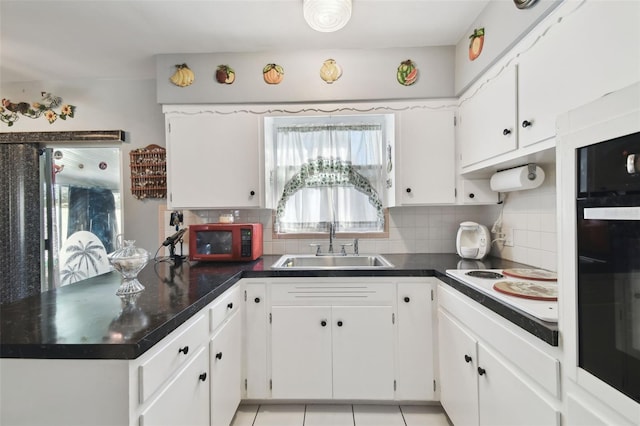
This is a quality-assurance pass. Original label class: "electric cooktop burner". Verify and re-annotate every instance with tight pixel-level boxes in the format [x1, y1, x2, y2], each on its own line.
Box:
[465, 270, 504, 279]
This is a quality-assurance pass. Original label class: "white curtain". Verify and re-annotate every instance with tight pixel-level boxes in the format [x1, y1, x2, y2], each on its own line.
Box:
[274, 123, 384, 233]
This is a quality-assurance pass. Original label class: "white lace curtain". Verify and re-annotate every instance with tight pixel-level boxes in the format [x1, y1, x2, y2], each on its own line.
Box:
[273, 123, 385, 234]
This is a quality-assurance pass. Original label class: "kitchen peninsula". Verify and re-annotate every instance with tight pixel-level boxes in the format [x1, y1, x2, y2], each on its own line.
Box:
[0, 254, 560, 426]
[0, 254, 555, 359]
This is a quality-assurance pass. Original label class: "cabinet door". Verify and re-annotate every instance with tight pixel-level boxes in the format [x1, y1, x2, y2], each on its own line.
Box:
[271, 305, 333, 399]
[244, 282, 269, 399]
[210, 311, 242, 426]
[518, 1, 640, 148]
[458, 178, 498, 205]
[332, 306, 395, 400]
[166, 113, 261, 209]
[458, 66, 517, 168]
[478, 344, 559, 426]
[396, 283, 435, 400]
[139, 346, 209, 426]
[438, 310, 479, 426]
[397, 109, 456, 205]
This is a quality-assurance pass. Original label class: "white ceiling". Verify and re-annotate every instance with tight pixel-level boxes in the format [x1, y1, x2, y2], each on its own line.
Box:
[0, 0, 490, 83]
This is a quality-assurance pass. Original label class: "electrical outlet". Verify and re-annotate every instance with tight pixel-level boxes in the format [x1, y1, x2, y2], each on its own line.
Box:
[504, 228, 514, 247]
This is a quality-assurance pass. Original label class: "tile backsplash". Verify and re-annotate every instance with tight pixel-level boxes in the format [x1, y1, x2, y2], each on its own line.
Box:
[159, 205, 496, 257]
[489, 166, 558, 272]
[158, 168, 557, 271]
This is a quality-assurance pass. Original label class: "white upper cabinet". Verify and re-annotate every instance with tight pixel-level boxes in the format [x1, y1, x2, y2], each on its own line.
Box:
[518, 0, 640, 148]
[458, 0, 640, 174]
[164, 107, 262, 209]
[396, 108, 456, 205]
[458, 65, 518, 169]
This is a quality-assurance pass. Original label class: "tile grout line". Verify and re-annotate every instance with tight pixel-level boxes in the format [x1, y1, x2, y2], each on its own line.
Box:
[251, 404, 260, 426]
[399, 405, 408, 426]
[303, 404, 307, 426]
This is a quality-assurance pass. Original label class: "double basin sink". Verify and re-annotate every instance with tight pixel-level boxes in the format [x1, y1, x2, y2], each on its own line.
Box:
[271, 254, 394, 270]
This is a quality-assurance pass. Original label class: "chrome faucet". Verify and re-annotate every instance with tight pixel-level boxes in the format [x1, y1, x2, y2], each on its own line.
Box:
[328, 222, 336, 254]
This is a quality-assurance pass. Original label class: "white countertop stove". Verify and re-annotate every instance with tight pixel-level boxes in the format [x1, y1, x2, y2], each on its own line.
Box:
[445, 269, 558, 323]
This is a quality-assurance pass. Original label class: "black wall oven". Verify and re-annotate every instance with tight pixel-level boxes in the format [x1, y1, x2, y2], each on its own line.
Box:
[576, 131, 640, 403]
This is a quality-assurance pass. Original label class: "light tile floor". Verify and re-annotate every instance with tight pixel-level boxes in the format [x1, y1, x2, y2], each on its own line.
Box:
[230, 404, 452, 426]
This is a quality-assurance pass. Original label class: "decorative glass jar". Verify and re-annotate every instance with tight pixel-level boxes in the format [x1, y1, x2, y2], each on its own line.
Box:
[107, 240, 150, 296]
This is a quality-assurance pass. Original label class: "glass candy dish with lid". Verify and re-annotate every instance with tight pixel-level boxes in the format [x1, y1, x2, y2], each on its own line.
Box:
[107, 240, 150, 295]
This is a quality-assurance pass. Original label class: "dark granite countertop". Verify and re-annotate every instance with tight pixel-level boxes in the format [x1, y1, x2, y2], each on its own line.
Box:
[0, 254, 558, 360]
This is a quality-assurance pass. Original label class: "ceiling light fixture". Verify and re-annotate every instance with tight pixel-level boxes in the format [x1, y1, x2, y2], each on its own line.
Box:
[303, 0, 352, 33]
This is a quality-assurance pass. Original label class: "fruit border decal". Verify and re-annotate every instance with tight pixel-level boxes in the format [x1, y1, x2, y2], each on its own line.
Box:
[170, 64, 195, 87]
[0, 92, 75, 126]
[216, 65, 236, 84]
[396, 60, 418, 86]
[468, 28, 485, 61]
[263, 64, 284, 85]
[320, 59, 342, 84]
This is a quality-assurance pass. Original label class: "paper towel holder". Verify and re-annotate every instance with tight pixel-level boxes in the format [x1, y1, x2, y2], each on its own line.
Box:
[490, 163, 545, 192]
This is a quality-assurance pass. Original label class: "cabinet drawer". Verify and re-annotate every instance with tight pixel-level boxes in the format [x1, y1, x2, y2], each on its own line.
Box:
[139, 313, 207, 403]
[270, 281, 395, 305]
[139, 346, 209, 426]
[210, 285, 242, 332]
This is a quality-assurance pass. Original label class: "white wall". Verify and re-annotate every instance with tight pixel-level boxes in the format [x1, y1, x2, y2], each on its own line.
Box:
[157, 46, 455, 104]
[0, 79, 166, 253]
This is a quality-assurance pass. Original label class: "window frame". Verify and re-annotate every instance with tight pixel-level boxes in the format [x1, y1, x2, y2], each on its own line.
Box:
[264, 113, 394, 238]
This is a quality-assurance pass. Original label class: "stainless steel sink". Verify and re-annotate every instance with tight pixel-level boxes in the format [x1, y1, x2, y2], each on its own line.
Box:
[271, 254, 394, 270]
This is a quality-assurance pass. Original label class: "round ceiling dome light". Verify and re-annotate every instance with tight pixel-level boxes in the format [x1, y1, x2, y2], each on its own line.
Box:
[303, 0, 352, 32]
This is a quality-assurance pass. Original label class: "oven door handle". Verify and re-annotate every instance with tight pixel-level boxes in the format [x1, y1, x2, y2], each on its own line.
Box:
[583, 206, 640, 220]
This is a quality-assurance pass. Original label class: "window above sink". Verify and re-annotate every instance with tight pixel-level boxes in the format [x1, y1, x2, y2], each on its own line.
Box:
[264, 114, 395, 237]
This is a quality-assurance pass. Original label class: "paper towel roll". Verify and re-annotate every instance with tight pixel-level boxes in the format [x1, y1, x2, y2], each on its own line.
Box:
[490, 165, 545, 192]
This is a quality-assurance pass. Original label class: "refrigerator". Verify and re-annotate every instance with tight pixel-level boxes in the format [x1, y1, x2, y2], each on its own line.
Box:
[0, 142, 122, 304]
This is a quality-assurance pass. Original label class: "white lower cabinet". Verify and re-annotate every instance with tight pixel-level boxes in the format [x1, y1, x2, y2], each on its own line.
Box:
[271, 305, 395, 400]
[0, 303, 218, 426]
[210, 309, 242, 426]
[396, 282, 436, 400]
[140, 346, 210, 426]
[332, 305, 394, 399]
[242, 277, 437, 403]
[270, 305, 395, 400]
[139, 285, 243, 426]
[243, 281, 269, 399]
[438, 310, 479, 426]
[478, 341, 558, 426]
[438, 282, 561, 426]
[271, 305, 333, 399]
[439, 310, 559, 426]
